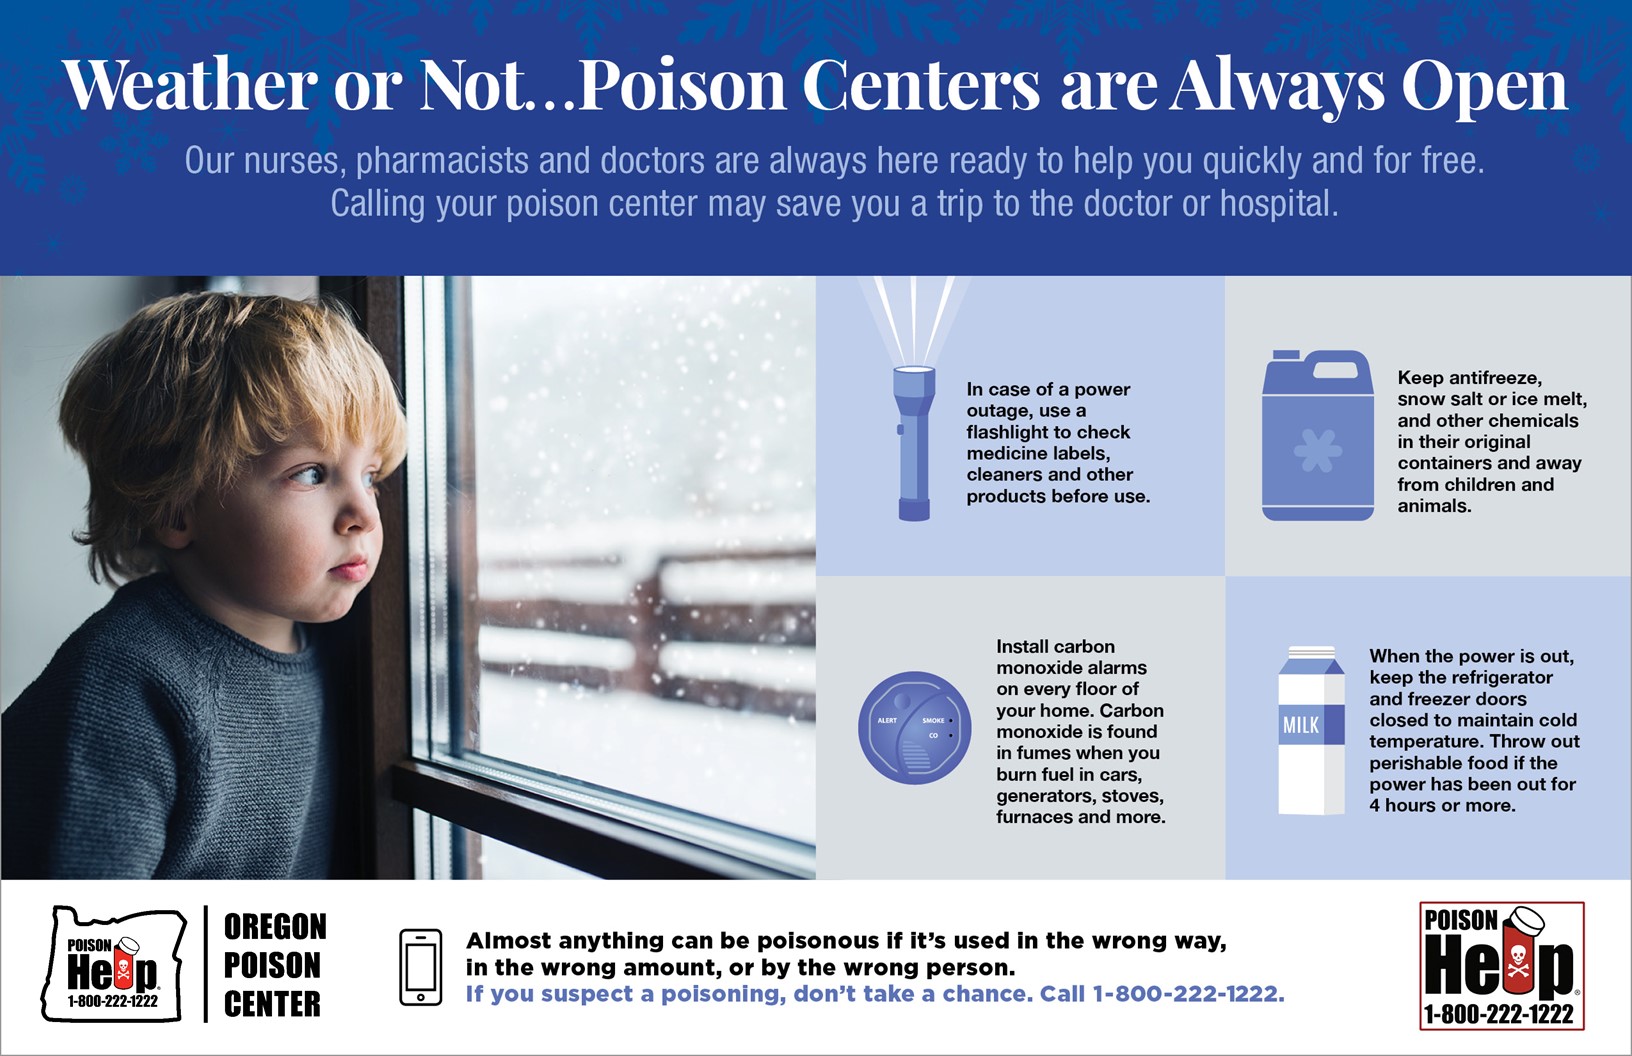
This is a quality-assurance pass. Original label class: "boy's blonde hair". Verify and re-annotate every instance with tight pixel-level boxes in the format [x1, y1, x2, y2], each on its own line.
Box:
[59, 291, 409, 583]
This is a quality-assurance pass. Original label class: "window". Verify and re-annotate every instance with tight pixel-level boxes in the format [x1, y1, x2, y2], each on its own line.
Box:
[385, 277, 816, 879]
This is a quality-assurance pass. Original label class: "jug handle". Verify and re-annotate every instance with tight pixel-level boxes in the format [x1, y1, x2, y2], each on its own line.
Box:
[1305, 349, 1371, 387]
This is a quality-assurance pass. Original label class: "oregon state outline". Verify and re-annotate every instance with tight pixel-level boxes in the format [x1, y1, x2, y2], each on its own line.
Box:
[41, 905, 186, 1022]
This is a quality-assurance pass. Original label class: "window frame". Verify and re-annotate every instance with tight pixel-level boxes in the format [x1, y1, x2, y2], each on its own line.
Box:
[333, 276, 816, 880]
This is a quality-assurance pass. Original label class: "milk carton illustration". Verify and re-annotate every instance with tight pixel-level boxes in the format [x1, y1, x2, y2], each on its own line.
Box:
[1277, 645, 1345, 815]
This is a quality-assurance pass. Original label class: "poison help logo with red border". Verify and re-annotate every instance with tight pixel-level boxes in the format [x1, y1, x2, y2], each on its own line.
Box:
[1419, 901, 1584, 1030]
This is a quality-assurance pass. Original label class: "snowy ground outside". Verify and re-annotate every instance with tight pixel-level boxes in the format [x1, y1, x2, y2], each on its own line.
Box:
[474, 673, 816, 846]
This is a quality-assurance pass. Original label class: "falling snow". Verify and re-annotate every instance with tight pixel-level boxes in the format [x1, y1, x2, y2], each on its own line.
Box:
[466, 278, 817, 843]
[472, 277, 814, 531]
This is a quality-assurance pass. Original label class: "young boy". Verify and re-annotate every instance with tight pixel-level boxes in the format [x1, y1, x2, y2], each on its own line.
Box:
[2, 292, 406, 879]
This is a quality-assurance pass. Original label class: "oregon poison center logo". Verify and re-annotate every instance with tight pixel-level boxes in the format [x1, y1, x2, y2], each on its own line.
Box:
[41, 906, 186, 1023]
[1419, 901, 1584, 1030]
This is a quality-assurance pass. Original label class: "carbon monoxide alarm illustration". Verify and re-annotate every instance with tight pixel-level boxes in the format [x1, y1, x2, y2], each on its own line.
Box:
[858, 671, 971, 784]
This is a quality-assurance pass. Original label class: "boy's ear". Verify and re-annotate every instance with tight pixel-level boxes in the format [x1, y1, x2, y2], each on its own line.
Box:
[154, 506, 194, 550]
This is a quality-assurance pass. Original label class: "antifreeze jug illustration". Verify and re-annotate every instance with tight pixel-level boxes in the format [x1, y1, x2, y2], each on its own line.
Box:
[1261, 349, 1374, 520]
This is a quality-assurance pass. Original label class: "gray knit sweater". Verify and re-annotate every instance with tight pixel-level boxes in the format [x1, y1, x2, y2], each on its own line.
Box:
[2, 575, 334, 879]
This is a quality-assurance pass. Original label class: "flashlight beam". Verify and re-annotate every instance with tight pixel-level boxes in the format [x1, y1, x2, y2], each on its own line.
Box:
[923, 276, 957, 366]
[873, 275, 906, 365]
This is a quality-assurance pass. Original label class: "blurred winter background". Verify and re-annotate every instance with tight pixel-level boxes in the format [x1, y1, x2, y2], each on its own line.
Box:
[463, 277, 816, 872]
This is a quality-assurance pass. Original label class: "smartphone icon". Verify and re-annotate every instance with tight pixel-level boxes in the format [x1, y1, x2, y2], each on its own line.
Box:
[399, 929, 442, 1006]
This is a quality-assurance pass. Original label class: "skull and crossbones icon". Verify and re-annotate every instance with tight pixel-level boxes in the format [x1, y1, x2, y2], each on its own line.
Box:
[1506, 944, 1529, 979]
[115, 960, 132, 983]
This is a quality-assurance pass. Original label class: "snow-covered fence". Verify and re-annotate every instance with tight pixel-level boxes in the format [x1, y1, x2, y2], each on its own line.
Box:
[476, 546, 816, 720]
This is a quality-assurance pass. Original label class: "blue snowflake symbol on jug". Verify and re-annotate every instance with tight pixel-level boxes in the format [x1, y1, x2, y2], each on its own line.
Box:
[1294, 429, 1343, 473]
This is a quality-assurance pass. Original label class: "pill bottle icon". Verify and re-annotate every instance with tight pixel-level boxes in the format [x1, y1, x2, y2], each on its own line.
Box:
[1503, 906, 1545, 996]
[114, 937, 140, 990]
[1276, 645, 1345, 815]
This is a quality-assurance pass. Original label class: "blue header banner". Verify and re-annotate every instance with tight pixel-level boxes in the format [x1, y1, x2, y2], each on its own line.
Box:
[2, 0, 1627, 274]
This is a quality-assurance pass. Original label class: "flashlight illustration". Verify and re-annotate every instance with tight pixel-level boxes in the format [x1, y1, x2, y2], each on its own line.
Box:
[894, 366, 935, 521]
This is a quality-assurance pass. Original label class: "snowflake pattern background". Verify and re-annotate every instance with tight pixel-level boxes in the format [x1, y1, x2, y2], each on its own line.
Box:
[100, 111, 167, 173]
[0, 0, 1625, 234]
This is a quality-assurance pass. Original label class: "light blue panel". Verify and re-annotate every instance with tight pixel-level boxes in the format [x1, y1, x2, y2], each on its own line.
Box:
[1228, 576, 1632, 879]
[817, 276, 1224, 576]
